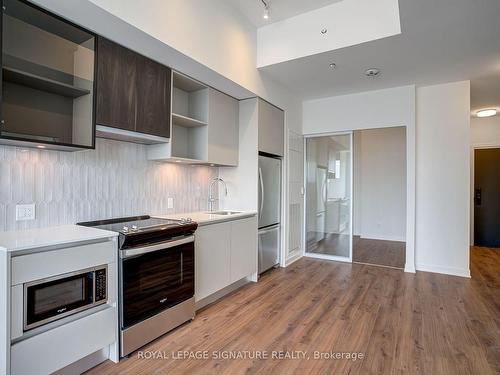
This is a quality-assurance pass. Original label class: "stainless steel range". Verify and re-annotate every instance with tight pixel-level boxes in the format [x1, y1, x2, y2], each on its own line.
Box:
[78, 215, 197, 357]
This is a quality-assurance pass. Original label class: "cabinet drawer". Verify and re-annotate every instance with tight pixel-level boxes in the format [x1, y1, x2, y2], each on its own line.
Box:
[11, 240, 116, 286]
[11, 307, 116, 375]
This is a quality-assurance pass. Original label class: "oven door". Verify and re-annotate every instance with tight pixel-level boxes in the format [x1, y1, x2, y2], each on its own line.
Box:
[24, 269, 95, 331]
[120, 236, 195, 329]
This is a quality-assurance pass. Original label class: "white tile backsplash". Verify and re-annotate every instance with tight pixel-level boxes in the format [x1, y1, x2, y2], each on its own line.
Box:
[0, 138, 218, 231]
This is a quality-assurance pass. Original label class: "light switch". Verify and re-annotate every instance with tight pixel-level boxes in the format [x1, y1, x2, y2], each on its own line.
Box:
[16, 204, 36, 221]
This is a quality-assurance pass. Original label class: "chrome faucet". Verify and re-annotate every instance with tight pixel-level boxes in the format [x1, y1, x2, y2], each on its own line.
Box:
[208, 177, 228, 212]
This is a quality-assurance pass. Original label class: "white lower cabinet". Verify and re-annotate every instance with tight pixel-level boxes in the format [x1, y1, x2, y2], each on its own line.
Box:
[195, 222, 231, 301]
[230, 218, 258, 283]
[11, 307, 116, 375]
[195, 216, 257, 301]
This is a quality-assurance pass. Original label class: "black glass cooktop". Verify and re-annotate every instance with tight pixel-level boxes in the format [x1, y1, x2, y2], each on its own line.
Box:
[78, 215, 184, 234]
[78, 215, 198, 249]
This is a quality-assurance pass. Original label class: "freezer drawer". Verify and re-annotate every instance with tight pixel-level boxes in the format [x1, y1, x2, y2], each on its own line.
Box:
[258, 225, 280, 274]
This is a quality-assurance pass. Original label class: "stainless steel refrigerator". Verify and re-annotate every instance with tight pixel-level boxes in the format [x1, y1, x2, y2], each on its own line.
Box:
[258, 155, 281, 274]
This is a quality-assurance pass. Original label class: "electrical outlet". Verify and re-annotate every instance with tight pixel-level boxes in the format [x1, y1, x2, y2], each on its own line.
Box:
[167, 197, 174, 209]
[16, 204, 36, 221]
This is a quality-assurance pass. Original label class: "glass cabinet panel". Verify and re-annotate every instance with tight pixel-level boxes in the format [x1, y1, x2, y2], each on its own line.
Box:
[1, 0, 95, 148]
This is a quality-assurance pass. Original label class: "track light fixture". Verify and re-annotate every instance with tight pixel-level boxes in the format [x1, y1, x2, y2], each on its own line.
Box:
[261, 0, 270, 20]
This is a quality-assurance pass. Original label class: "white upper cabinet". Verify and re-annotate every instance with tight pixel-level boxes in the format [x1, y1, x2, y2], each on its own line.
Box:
[207, 88, 239, 166]
[258, 99, 284, 157]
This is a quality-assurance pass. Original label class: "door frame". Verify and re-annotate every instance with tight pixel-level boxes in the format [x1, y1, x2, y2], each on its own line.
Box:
[302, 131, 354, 263]
[470, 142, 500, 246]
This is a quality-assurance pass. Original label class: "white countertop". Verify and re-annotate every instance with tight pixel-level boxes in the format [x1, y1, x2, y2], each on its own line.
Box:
[154, 211, 257, 226]
[0, 225, 118, 253]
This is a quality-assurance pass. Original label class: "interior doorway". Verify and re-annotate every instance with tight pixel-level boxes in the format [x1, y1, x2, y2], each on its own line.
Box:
[474, 148, 500, 247]
[351, 127, 407, 269]
[303, 128, 407, 269]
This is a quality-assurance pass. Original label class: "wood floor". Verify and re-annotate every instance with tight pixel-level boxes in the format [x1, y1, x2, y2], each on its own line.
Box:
[89, 247, 500, 375]
[306, 232, 350, 257]
[353, 236, 406, 269]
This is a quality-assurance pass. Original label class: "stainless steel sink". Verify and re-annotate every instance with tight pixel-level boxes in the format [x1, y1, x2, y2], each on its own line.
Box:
[208, 211, 242, 216]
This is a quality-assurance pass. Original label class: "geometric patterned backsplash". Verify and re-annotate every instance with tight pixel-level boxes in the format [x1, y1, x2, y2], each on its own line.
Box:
[0, 138, 218, 232]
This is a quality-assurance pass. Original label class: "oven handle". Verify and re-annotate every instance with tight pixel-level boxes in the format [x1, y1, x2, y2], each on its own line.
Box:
[120, 235, 194, 259]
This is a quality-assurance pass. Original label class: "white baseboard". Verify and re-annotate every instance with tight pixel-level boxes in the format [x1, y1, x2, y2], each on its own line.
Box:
[404, 264, 416, 273]
[359, 234, 406, 242]
[416, 263, 471, 278]
[285, 251, 302, 267]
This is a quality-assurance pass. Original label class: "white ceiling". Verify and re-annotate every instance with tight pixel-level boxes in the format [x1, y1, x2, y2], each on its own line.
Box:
[230, 0, 500, 110]
[228, 0, 343, 28]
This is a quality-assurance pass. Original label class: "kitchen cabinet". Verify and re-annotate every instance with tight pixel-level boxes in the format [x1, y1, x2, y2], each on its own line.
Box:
[96, 37, 136, 132]
[148, 73, 239, 166]
[258, 99, 284, 157]
[95, 37, 171, 140]
[230, 217, 258, 283]
[0, 0, 96, 150]
[207, 89, 239, 166]
[195, 222, 231, 301]
[194, 216, 257, 301]
[136, 57, 171, 137]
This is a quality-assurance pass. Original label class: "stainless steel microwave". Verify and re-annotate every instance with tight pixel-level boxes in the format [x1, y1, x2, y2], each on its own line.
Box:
[24, 265, 108, 331]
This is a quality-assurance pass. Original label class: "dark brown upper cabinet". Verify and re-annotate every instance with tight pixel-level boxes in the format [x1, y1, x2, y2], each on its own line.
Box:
[96, 37, 136, 132]
[0, 0, 96, 151]
[96, 37, 171, 140]
[136, 56, 171, 138]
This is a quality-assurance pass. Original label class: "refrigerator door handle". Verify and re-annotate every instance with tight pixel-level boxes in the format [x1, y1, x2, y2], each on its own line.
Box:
[259, 224, 280, 235]
[259, 167, 264, 219]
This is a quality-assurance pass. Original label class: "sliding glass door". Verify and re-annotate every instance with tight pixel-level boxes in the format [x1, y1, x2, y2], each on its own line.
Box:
[305, 133, 352, 262]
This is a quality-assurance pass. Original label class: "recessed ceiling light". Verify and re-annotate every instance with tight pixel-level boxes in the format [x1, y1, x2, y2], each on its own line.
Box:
[365, 68, 381, 77]
[476, 109, 497, 118]
[175, 160, 182, 163]
[36, 145, 46, 149]
[321, 28, 328, 34]
[329, 63, 337, 69]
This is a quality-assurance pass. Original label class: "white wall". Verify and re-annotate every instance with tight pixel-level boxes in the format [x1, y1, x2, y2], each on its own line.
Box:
[353, 128, 407, 242]
[304, 82, 471, 277]
[415, 81, 470, 277]
[303, 85, 416, 273]
[303, 86, 414, 133]
[471, 116, 500, 146]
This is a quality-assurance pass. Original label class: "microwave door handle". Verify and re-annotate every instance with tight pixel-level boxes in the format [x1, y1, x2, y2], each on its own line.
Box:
[259, 167, 264, 219]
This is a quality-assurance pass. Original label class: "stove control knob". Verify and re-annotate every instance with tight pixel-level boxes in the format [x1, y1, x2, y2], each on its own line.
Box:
[132, 225, 138, 231]
[185, 217, 192, 223]
[123, 226, 129, 232]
